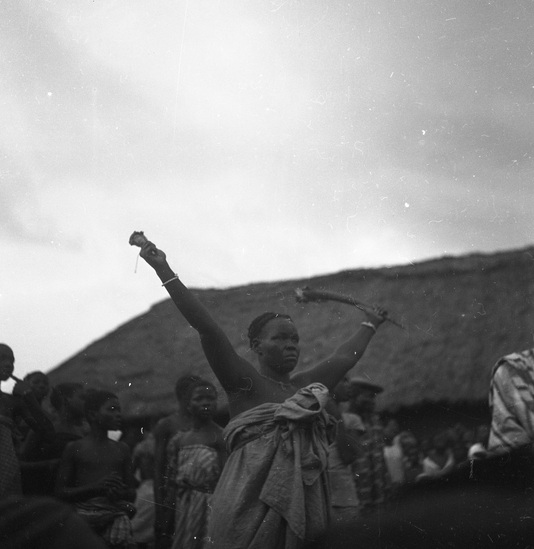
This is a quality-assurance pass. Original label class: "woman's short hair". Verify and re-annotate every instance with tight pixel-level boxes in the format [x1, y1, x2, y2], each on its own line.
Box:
[83, 389, 118, 418]
[24, 371, 48, 383]
[183, 379, 217, 404]
[174, 374, 202, 402]
[247, 312, 293, 347]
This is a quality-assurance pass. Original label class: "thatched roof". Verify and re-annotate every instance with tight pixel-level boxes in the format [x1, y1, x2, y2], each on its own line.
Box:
[47, 246, 534, 418]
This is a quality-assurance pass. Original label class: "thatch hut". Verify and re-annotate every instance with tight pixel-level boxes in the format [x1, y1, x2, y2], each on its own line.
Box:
[46, 246, 534, 437]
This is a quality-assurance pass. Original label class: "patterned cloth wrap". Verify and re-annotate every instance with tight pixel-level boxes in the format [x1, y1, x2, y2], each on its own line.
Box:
[165, 441, 221, 549]
[488, 348, 534, 452]
[0, 416, 22, 498]
[350, 413, 391, 514]
[75, 497, 135, 548]
[207, 383, 334, 549]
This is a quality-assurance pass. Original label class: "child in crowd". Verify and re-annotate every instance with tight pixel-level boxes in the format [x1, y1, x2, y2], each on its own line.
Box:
[164, 379, 225, 549]
[56, 389, 137, 549]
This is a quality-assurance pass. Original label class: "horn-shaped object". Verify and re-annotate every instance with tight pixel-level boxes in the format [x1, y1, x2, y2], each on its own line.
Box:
[295, 286, 406, 330]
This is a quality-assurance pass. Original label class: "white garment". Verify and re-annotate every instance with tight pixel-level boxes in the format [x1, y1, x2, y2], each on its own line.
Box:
[131, 479, 155, 544]
[422, 452, 455, 477]
[383, 443, 405, 483]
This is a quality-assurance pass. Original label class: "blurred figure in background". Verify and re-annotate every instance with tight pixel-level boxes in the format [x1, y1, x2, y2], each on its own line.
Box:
[20, 382, 88, 496]
[131, 442, 156, 549]
[16, 371, 52, 446]
[346, 377, 391, 515]
[421, 430, 455, 479]
[382, 418, 405, 489]
[24, 372, 50, 408]
[327, 378, 361, 526]
[398, 431, 424, 483]
[0, 344, 54, 499]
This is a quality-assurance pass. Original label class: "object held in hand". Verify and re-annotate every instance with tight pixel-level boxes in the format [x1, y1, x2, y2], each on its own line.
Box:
[129, 231, 148, 248]
[295, 286, 406, 330]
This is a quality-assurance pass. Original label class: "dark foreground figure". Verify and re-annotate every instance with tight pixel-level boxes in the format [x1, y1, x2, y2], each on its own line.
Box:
[0, 496, 107, 549]
[308, 446, 534, 549]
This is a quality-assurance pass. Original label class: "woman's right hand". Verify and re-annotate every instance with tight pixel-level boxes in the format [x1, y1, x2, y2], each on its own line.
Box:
[139, 241, 168, 271]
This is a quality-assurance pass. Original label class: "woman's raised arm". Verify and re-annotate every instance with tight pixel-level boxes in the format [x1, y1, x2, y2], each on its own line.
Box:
[138, 240, 255, 392]
[292, 307, 387, 390]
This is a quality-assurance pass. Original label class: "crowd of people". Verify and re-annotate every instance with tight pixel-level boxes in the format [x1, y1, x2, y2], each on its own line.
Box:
[0, 236, 532, 548]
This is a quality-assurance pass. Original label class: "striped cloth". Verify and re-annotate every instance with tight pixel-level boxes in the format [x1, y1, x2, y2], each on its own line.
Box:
[75, 497, 135, 548]
[350, 414, 391, 514]
[488, 348, 534, 452]
[165, 442, 221, 549]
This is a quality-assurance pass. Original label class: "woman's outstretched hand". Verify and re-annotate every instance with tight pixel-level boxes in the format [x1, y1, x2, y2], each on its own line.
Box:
[139, 241, 168, 271]
[364, 306, 388, 328]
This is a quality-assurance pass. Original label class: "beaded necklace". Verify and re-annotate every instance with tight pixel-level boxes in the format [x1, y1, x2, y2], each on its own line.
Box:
[258, 373, 295, 392]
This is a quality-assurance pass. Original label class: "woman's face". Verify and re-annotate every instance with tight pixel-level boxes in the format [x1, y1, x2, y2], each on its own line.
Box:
[95, 398, 122, 431]
[187, 386, 217, 419]
[254, 317, 300, 375]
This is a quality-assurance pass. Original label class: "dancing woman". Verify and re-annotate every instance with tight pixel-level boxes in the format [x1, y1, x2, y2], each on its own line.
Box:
[138, 239, 386, 549]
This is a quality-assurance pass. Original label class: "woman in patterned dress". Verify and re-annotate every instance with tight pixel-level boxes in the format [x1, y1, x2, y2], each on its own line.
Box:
[165, 379, 225, 549]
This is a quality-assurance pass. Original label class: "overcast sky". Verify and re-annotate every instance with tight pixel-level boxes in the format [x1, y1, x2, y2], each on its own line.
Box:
[2, 0, 533, 382]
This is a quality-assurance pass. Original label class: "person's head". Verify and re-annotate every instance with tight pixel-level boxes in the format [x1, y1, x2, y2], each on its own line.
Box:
[248, 312, 299, 376]
[183, 379, 218, 420]
[383, 418, 401, 444]
[432, 430, 451, 452]
[399, 431, 420, 463]
[332, 377, 351, 403]
[347, 377, 383, 416]
[24, 371, 50, 402]
[0, 344, 15, 382]
[50, 383, 85, 419]
[84, 389, 122, 431]
[174, 374, 202, 406]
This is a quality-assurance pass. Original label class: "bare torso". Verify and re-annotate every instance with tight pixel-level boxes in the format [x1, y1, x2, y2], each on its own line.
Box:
[67, 437, 129, 487]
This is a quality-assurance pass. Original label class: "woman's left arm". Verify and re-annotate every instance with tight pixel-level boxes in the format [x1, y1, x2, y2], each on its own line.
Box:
[293, 308, 386, 389]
